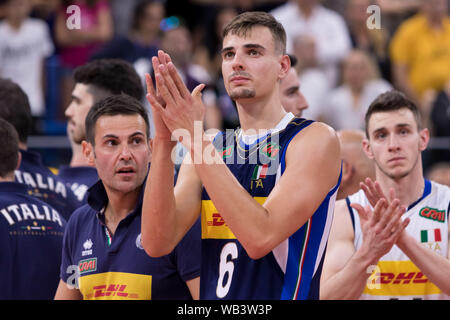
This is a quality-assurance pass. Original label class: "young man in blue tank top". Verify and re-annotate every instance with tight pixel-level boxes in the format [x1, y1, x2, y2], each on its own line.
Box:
[142, 11, 341, 300]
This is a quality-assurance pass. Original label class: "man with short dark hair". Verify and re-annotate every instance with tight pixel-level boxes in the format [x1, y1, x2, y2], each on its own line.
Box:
[0, 118, 66, 299]
[280, 54, 309, 117]
[0, 78, 79, 220]
[142, 11, 341, 300]
[54, 94, 200, 300]
[321, 90, 450, 299]
[61, 59, 144, 203]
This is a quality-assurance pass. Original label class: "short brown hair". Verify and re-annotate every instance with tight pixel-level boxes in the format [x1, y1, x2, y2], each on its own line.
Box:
[85, 94, 150, 145]
[0, 118, 19, 178]
[222, 11, 286, 54]
[365, 90, 422, 137]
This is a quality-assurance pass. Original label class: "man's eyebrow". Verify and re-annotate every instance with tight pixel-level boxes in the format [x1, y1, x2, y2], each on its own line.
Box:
[102, 134, 119, 140]
[221, 43, 266, 54]
[243, 43, 266, 51]
[129, 131, 145, 138]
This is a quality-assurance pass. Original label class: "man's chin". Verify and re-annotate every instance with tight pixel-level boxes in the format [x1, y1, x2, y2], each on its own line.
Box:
[229, 88, 256, 100]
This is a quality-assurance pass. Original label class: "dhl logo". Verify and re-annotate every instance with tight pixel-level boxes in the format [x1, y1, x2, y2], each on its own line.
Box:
[86, 284, 138, 299]
[79, 272, 152, 300]
[201, 197, 266, 239]
[207, 213, 226, 227]
[364, 261, 441, 296]
[371, 272, 428, 285]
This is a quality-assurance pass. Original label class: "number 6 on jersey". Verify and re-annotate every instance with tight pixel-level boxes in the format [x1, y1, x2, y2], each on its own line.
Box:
[216, 242, 238, 298]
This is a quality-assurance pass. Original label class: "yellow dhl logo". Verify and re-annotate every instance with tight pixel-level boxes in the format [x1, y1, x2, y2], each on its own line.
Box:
[201, 197, 266, 239]
[79, 272, 152, 300]
[364, 260, 441, 296]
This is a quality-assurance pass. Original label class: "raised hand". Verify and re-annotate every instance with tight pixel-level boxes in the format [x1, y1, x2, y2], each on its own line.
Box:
[148, 50, 205, 149]
[351, 198, 409, 264]
[360, 177, 396, 209]
[145, 72, 172, 141]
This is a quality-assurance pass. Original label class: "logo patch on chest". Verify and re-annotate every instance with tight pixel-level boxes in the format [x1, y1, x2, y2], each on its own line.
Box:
[419, 207, 446, 223]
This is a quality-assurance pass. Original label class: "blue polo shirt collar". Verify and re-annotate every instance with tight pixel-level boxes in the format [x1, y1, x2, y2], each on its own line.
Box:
[86, 179, 146, 225]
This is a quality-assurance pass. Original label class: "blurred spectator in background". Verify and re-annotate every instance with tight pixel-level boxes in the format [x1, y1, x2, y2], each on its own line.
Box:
[271, 0, 352, 87]
[62, 59, 144, 204]
[292, 33, 329, 120]
[54, 0, 113, 119]
[390, 0, 450, 113]
[346, 0, 391, 82]
[427, 162, 450, 187]
[198, 6, 239, 130]
[0, 78, 79, 221]
[336, 129, 375, 200]
[0, 0, 54, 119]
[0, 118, 66, 300]
[375, 0, 421, 34]
[320, 50, 391, 130]
[426, 79, 450, 167]
[91, 0, 165, 69]
[108, 0, 141, 37]
[280, 54, 309, 117]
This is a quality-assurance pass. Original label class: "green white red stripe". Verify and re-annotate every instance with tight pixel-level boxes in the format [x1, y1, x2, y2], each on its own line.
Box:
[293, 220, 311, 299]
[421, 229, 441, 243]
[252, 164, 268, 180]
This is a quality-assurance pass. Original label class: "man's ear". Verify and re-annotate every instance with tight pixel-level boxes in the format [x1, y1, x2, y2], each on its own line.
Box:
[15, 151, 22, 170]
[341, 159, 353, 184]
[362, 138, 374, 160]
[82, 140, 96, 166]
[418, 128, 430, 152]
[148, 138, 153, 163]
[279, 54, 291, 80]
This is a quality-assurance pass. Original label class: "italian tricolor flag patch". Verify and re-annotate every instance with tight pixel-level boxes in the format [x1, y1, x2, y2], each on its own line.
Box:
[421, 229, 442, 243]
[252, 164, 269, 180]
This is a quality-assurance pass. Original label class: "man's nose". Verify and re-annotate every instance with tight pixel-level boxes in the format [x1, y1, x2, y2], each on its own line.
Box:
[119, 144, 132, 160]
[231, 52, 245, 71]
[388, 134, 401, 152]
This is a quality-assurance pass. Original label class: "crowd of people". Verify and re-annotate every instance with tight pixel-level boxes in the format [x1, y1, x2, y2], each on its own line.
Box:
[0, 0, 449, 301]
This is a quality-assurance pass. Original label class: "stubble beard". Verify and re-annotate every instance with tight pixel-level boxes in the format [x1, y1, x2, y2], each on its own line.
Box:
[229, 87, 256, 100]
[375, 153, 420, 181]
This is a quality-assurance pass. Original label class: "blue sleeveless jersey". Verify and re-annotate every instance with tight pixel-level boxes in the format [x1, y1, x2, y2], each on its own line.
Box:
[200, 117, 341, 300]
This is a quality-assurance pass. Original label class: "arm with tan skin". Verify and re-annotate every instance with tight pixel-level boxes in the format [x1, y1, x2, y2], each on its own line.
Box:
[361, 178, 450, 295]
[186, 277, 200, 300]
[141, 56, 204, 257]
[54, 280, 83, 300]
[321, 198, 409, 299]
[145, 50, 341, 259]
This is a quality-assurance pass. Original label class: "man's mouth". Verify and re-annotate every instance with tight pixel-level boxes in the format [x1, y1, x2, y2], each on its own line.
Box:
[116, 167, 136, 174]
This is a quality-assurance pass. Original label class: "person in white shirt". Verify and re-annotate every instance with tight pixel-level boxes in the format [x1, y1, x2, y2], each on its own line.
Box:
[321, 90, 450, 300]
[271, 0, 352, 87]
[0, 0, 54, 117]
[320, 50, 392, 130]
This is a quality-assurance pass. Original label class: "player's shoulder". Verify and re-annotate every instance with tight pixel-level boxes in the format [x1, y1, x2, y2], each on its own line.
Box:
[287, 120, 339, 159]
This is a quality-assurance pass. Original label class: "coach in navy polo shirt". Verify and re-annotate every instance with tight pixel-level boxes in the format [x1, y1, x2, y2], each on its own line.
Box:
[54, 94, 200, 300]
[0, 119, 66, 299]
[0, 78, 79, 220]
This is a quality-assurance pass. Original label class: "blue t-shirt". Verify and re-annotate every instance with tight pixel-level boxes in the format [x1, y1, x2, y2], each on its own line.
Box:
[15, 150, 80, 220]
[60, 180, 201, 300]
[58, 165, 99, 204]
[0, 182, 66, 299]
[200, 117, 341, 300]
